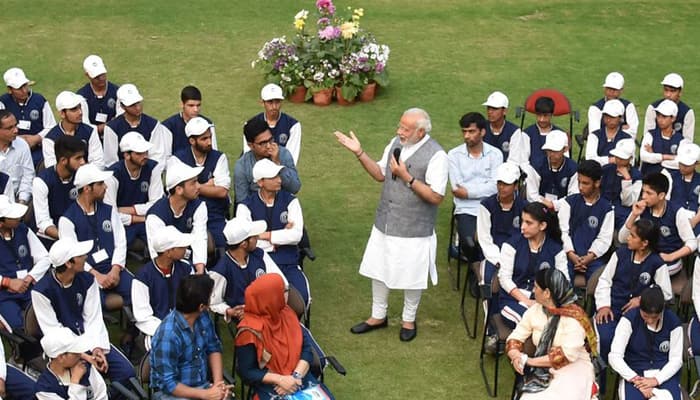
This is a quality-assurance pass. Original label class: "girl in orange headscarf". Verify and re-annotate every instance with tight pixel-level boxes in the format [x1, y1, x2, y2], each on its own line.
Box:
[235, 274, 313, 400]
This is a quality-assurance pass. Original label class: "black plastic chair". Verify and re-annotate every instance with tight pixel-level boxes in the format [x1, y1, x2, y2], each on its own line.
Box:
[447, 206, 466, 291]
[479, 275, 512, 398]
[574, 123, 589, 163]
[583, 266, 605, 316]
[459, 254, 482, 340]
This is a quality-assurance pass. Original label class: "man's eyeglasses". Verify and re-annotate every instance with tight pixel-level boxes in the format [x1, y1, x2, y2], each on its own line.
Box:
[254, 137, 274, 146]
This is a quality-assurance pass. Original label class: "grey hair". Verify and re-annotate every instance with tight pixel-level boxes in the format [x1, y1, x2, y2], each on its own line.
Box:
[403, 107, 432, 134]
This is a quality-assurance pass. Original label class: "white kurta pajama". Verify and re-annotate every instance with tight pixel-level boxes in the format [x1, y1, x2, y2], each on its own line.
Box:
[358, 134, 448, 291]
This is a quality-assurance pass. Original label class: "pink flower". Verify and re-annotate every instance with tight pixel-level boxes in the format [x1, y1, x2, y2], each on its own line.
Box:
[316, 0, 335, 14]
[317, 17, 330, 25]
[318, 26, 340, 40]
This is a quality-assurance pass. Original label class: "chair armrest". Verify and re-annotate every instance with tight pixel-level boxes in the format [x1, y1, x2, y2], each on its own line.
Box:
[110, 381, 141, 400]
[128, 376, 149, 399]
[0, 328, 35, 345]
[324, 356, 346, 376]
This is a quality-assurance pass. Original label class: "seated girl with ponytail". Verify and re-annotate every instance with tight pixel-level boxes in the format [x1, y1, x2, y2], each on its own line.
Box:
[498, 201, 569, 329]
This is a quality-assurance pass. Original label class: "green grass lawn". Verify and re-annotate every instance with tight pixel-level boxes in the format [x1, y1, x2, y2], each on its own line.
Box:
[2, 1, 700, 398]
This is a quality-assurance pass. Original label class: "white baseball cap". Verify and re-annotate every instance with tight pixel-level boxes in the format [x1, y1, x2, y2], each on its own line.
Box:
[602, 99, 625, 118]
[3, 67, 33, 89]
[49, 237, 94, 267]
[165, 159, 203, 190]
[223, 217, 268, 245]
[676, 142, 700, 166]
[74, 164, 113, 189]
[0, 195, 28, 219]
[482, 91, 509, 108]
[260, 83, 284, 101]
[119, 131, 152, 153]
[117, 83, 144, 107]
[661, 73, 683, 88]
[252, 158, 284, 182]
[55, 91, 83, 111]
[602, 72, 625, 90]
[609, 138, 636, 160]
[41, 328, 92, 358]
[496, 162, 520, 184]
[151, 226, 195, 253]
[654, 99, 678, 117]
[184, 117, 212, 137]
[541, 130, 568, 152]
[83, 55, 107, 79]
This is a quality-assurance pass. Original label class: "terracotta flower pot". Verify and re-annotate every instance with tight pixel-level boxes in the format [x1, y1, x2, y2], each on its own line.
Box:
[313, 88, 333, 106]
[359, 82, 377, 102]
[288, 86, 307, 103]
[335, 86, 356, 106]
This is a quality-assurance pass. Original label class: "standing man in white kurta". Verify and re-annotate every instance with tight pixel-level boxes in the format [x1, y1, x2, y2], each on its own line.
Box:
[334, 108, 448, 342]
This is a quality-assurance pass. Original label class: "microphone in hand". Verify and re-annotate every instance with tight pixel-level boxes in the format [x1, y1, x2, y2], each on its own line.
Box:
[392, 148, 401, 180]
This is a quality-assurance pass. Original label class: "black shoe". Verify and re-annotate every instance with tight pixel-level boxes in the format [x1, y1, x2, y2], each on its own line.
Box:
[399, 322, 417, 342]
[350, 319, 388, 334]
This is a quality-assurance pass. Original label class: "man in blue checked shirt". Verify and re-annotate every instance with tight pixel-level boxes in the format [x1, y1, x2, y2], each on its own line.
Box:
[150, 274, 230, 400]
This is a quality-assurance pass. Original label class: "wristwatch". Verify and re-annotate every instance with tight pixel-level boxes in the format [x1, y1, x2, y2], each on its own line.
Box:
[407, 176, 416, 188]
[292, 371, 302, 379]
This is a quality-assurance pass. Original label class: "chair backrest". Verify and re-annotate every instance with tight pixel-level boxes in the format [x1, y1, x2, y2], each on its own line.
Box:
[24, 304, 42, 340]
[301, 324, 327, 379]
[139, 351, 151, 385]
[523, 88, 572, 116]
[287, 286, 306, 320]
[490, 273, 501, 295]
[586, 266, 605, 297]
[680, 276, 693, 305]
[104, 293, 125, 312]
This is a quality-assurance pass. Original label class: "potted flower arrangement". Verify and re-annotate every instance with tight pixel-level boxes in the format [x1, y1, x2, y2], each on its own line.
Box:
[252, 37, 307, 102]
[304, 58, 340, 106]
[253, 0, 390, 105]
[355, 40, 390, 101]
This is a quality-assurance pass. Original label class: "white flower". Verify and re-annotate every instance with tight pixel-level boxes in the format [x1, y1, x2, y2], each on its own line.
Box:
[295, 10, 308, 20]
[313, 72, 325, 81]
